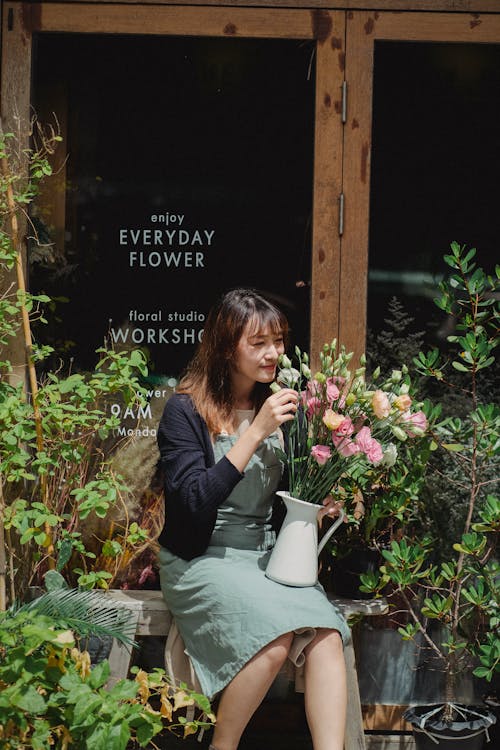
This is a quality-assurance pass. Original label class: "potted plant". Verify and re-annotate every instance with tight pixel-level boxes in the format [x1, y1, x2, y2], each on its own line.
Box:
[361, 243, 499, 748]
[0, 121, 163, 605]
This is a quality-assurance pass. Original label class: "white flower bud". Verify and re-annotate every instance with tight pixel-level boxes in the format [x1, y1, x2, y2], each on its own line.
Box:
[301, 363, 312, 379]
[280, 354, 292, 369]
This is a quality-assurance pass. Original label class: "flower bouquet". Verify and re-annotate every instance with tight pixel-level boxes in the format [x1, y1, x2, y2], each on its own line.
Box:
[265, 341, 428, 587]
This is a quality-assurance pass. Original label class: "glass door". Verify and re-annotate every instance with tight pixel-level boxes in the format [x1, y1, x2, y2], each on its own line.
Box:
[30, 33, 316, 379]
[1, 2, 346, 376]
[367, 40, 500, 352]
[342, 11, 500, 360]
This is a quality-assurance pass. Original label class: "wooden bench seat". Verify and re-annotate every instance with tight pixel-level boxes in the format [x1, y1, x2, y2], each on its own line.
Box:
[105, 588, 388, 750]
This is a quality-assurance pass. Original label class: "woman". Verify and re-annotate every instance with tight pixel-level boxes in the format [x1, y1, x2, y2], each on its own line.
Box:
[157, 288, 349, 750]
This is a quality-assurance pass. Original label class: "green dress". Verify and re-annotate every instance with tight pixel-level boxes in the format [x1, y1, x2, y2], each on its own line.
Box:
[158, 412, 350, 699]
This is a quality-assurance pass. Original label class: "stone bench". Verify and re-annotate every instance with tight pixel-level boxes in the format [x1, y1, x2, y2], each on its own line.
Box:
[105, 588, 388, 750]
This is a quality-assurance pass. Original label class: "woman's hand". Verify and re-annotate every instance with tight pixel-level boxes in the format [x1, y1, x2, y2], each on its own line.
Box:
[317, 495, 345, 523]
[226, 389, 298, 473]
[251, 388, 298, 441]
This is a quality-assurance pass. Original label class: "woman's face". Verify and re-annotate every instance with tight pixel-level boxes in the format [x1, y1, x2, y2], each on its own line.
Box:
[231, 318, 285, 391]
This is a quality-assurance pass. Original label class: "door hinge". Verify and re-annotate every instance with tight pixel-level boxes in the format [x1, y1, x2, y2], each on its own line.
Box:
[339, 193, 345, 236]
[341, 80, 347, 124]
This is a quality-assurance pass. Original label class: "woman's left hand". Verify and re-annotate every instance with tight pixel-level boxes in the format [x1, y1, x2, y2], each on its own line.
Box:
[317, 495, 345, 523]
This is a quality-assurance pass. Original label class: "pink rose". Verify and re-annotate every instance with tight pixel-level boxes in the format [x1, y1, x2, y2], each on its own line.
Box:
[335, 416, 355, 437]
[311, 444, 332, 465]
[394, 394, 412, 411]
[333, 434, 361, 457]
[331, 375, 346, 388]
[355, 426, 384, 464]
[355, 426, 373, 453]
[305, 380, 322, 399]
[304, 396, 322, 419]
[401, 410, 427, 434]
[366, 439, 383, 465]
[372, 390, 391, 418]
[326, 378, 340, 405]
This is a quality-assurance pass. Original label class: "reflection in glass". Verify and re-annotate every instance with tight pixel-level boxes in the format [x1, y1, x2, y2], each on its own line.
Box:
[368, 42, 499, 353]
[30, 34, 315, 378]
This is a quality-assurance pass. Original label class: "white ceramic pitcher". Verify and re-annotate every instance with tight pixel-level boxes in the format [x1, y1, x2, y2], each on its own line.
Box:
[265, 490, 345, 587]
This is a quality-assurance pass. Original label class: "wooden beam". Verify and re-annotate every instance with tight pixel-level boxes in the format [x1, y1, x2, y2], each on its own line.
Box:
[310, 11, 345, 367]
[338, 11, 373, 362]
[358, 9, 500, 41]
[31, 3, 316, 38]
[27, 1, 500, 15]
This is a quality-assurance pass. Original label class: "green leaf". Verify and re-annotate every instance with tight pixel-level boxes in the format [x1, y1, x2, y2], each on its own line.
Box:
[88, 659, 111, 689]
[56, 539, 74, 572]
[44, 570, 69, 592]
[73, 693, 103, 725]
[11, 684, 47, 713]
[106, 721, 131, 750]
[452, 360, 469, 372]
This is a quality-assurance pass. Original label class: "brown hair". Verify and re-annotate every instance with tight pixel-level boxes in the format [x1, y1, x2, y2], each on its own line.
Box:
[177, 288, 288, 434]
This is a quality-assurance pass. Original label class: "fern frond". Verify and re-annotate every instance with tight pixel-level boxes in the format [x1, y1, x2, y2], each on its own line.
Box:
[20, 589, 136, 646]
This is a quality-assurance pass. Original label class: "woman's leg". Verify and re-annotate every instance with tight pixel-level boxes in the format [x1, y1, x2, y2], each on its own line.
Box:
[211, 631, 294, 750]
[303, 629, 346, 750]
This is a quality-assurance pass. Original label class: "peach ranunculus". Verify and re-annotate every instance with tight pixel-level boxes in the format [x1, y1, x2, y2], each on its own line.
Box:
[401, 410, 427, 434]
[372, 389, 391, 418]
[394, 393, 412, 411]
[323, 409, 345, 431]
[311, 444, 332, 465]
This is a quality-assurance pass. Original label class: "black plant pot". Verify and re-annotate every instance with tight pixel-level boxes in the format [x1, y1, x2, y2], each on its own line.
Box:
[330, 547, 381, 599]
[404, 704, 497, 750]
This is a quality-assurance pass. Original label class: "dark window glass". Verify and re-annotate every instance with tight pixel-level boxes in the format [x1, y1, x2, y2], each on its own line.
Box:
[368, 42, 499, 352]
[31, 34, 315, 379]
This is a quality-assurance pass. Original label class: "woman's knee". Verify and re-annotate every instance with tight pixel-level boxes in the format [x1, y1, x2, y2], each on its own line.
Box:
[305, 628, 343, 657]
[260, 631, 294, 669]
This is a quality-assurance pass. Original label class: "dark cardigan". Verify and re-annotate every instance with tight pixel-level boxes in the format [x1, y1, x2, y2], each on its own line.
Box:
[157, 393, 245, 560]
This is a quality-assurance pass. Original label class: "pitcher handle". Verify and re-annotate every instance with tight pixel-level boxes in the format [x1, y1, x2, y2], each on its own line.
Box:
[317, 509, 345, 556]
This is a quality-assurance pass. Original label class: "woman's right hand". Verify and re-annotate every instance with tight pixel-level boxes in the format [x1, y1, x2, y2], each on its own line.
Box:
[251, 388, 298, 440]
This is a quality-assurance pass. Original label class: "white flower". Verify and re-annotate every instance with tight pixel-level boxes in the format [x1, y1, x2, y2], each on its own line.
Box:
[301, 362, 312, 379]
[382, 443, 398, 467]
[277, 367, 301, 387]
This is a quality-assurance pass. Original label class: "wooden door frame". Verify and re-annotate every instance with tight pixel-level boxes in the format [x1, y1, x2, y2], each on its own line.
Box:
[342, 10, 500, 361]
[1, 1, 346, 366]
